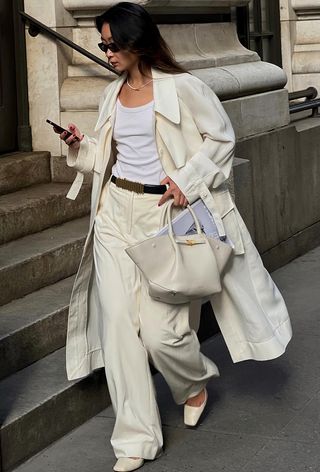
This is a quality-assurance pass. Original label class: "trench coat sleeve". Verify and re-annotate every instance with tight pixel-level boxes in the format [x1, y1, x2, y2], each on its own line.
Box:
[65, 136, 97, 200]
[65, 90, 109, 200]
[169, 76, 236, 204]
[66, 135, 97, 174]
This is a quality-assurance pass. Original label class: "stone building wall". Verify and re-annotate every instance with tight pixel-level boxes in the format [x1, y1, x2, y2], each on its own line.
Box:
[280, 0, 320, 93]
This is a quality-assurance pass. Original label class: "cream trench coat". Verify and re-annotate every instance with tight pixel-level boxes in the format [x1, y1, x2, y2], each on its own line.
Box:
[65, 67, 292, 381]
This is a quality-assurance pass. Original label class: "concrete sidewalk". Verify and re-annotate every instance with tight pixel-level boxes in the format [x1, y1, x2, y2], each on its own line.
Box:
[13, 247, 320, 472]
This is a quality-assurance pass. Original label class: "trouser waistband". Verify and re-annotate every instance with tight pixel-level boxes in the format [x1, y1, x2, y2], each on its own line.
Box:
[111, 175, 167, 195]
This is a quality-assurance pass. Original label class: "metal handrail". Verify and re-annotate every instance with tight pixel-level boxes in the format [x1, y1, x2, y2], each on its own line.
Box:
[289, 87, 318, 101]
[289, 99, 320, 116]
[288, 87, 320, 116]
[19, 11, 120, 76]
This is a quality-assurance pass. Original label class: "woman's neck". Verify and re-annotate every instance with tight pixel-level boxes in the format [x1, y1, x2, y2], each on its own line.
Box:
[127, 64, 152, 86]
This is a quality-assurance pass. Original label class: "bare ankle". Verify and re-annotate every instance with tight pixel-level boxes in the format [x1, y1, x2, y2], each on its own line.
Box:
[185, 388, 206, 407]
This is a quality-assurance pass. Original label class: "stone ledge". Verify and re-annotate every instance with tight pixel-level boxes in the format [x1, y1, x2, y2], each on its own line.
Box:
[292, 0, 320, 15]
[60, 77, 111, 111]
[60, 62, 287, 116]
[223, 89, 290, 139]
[293, 51, 320, 74]
[185, 62, 287, 99]
[62, 0, 250, 15]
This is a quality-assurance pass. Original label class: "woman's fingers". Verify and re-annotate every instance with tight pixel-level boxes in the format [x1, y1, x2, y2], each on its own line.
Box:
[58, 123, 82, 148]
[65, 135, 76, 145]
[158, 188, 172, 206]
[68, 123, 84, 141]
[158, 177, 188, 207]
[180, 195, 188, 207]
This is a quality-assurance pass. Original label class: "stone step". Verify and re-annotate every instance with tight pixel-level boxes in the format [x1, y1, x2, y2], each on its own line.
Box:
[0, 276, 75, 380]
[0, 347, 109, 472]
[0, 152, 51, 195]
[0, 182, 91, 244]
[0, 216, 89, 306]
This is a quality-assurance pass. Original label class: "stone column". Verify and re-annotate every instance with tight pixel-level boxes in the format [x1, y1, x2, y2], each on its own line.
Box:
[280, 0, 320, 93]
[24, 0, 77, 156]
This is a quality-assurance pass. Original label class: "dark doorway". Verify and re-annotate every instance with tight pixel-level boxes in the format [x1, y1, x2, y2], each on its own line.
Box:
[0, 0, 18, 153]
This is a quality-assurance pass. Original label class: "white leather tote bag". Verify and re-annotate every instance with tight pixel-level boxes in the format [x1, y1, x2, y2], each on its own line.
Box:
[125, 200, 233, 304]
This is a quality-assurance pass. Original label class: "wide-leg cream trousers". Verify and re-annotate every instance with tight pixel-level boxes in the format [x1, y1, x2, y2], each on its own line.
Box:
[93, 179, 219, 459]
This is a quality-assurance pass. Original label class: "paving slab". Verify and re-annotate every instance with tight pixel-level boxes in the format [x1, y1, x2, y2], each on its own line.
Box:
[12, 407, 267, 472]
[272, 247, 320, 336]
[241, 439, 320, 472]
[278, 391, 320, 444]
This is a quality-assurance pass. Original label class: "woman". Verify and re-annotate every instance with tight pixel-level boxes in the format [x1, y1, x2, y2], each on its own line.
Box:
[58, 3, 292, 471]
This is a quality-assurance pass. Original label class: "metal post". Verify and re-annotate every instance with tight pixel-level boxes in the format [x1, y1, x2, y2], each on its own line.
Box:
[12, 0, 32, 152]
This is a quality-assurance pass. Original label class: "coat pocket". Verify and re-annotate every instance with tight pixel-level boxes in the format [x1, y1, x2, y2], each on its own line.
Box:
[212, 189, 245, 255]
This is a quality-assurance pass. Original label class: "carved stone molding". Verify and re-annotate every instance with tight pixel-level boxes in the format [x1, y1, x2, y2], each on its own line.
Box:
[292, 0, 320, 14]
[63, 0, 250, 11]
[280, 0, 320, 92]
[62, 0, 250, 20]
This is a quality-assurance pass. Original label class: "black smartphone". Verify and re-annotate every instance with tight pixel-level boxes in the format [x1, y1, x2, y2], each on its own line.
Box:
[46, 119, 79, 140]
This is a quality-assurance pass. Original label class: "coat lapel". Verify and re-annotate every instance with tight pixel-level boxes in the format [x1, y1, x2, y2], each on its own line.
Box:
[152, 68, 187, 169]
[94, 73, 127, 131]
[152, 68, 180, 124]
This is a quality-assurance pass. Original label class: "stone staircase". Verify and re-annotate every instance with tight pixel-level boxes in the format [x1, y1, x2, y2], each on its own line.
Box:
[0, 152, 110, 472]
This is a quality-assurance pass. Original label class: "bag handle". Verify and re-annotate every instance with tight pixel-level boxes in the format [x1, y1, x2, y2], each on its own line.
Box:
[165, 200, 203, 242]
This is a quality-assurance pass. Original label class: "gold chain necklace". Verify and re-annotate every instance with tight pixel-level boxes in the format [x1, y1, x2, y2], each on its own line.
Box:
[126, 77, 153, 91]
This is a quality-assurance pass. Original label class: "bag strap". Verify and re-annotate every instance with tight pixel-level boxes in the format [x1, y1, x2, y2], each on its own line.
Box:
[165, 200, 203, 239]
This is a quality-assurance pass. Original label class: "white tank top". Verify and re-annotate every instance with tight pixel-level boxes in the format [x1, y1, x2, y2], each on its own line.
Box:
[112, 98, 166, 185]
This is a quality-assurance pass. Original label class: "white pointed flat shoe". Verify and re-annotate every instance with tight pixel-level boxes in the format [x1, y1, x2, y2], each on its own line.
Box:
[184, 388, 208, 427]
[113, 457, 144, 472]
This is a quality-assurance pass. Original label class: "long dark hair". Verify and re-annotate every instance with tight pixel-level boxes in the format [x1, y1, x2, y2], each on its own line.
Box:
[95, 2, 188, 76]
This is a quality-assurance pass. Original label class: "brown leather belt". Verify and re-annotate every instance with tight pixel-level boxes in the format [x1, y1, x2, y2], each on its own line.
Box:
[111, 175, 167, 194]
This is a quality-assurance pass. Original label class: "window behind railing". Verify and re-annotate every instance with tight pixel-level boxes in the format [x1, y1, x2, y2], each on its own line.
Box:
[236, 0, 282, 67]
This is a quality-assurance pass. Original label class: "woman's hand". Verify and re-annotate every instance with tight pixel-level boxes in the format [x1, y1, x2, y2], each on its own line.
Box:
[58, 123, 83, 151]
[158, 176, 188, 207]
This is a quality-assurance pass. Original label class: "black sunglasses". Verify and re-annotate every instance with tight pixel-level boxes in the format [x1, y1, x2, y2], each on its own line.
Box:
[98, 42, 121, 53]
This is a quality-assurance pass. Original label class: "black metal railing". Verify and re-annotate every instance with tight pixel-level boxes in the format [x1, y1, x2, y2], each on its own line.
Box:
[289, 87, 320, 116]
[289, 87, 318, 101]
[19, 11, 120, 76]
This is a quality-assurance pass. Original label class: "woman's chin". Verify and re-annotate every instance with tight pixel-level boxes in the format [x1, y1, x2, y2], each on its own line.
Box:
[108, 62, 121, 72]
